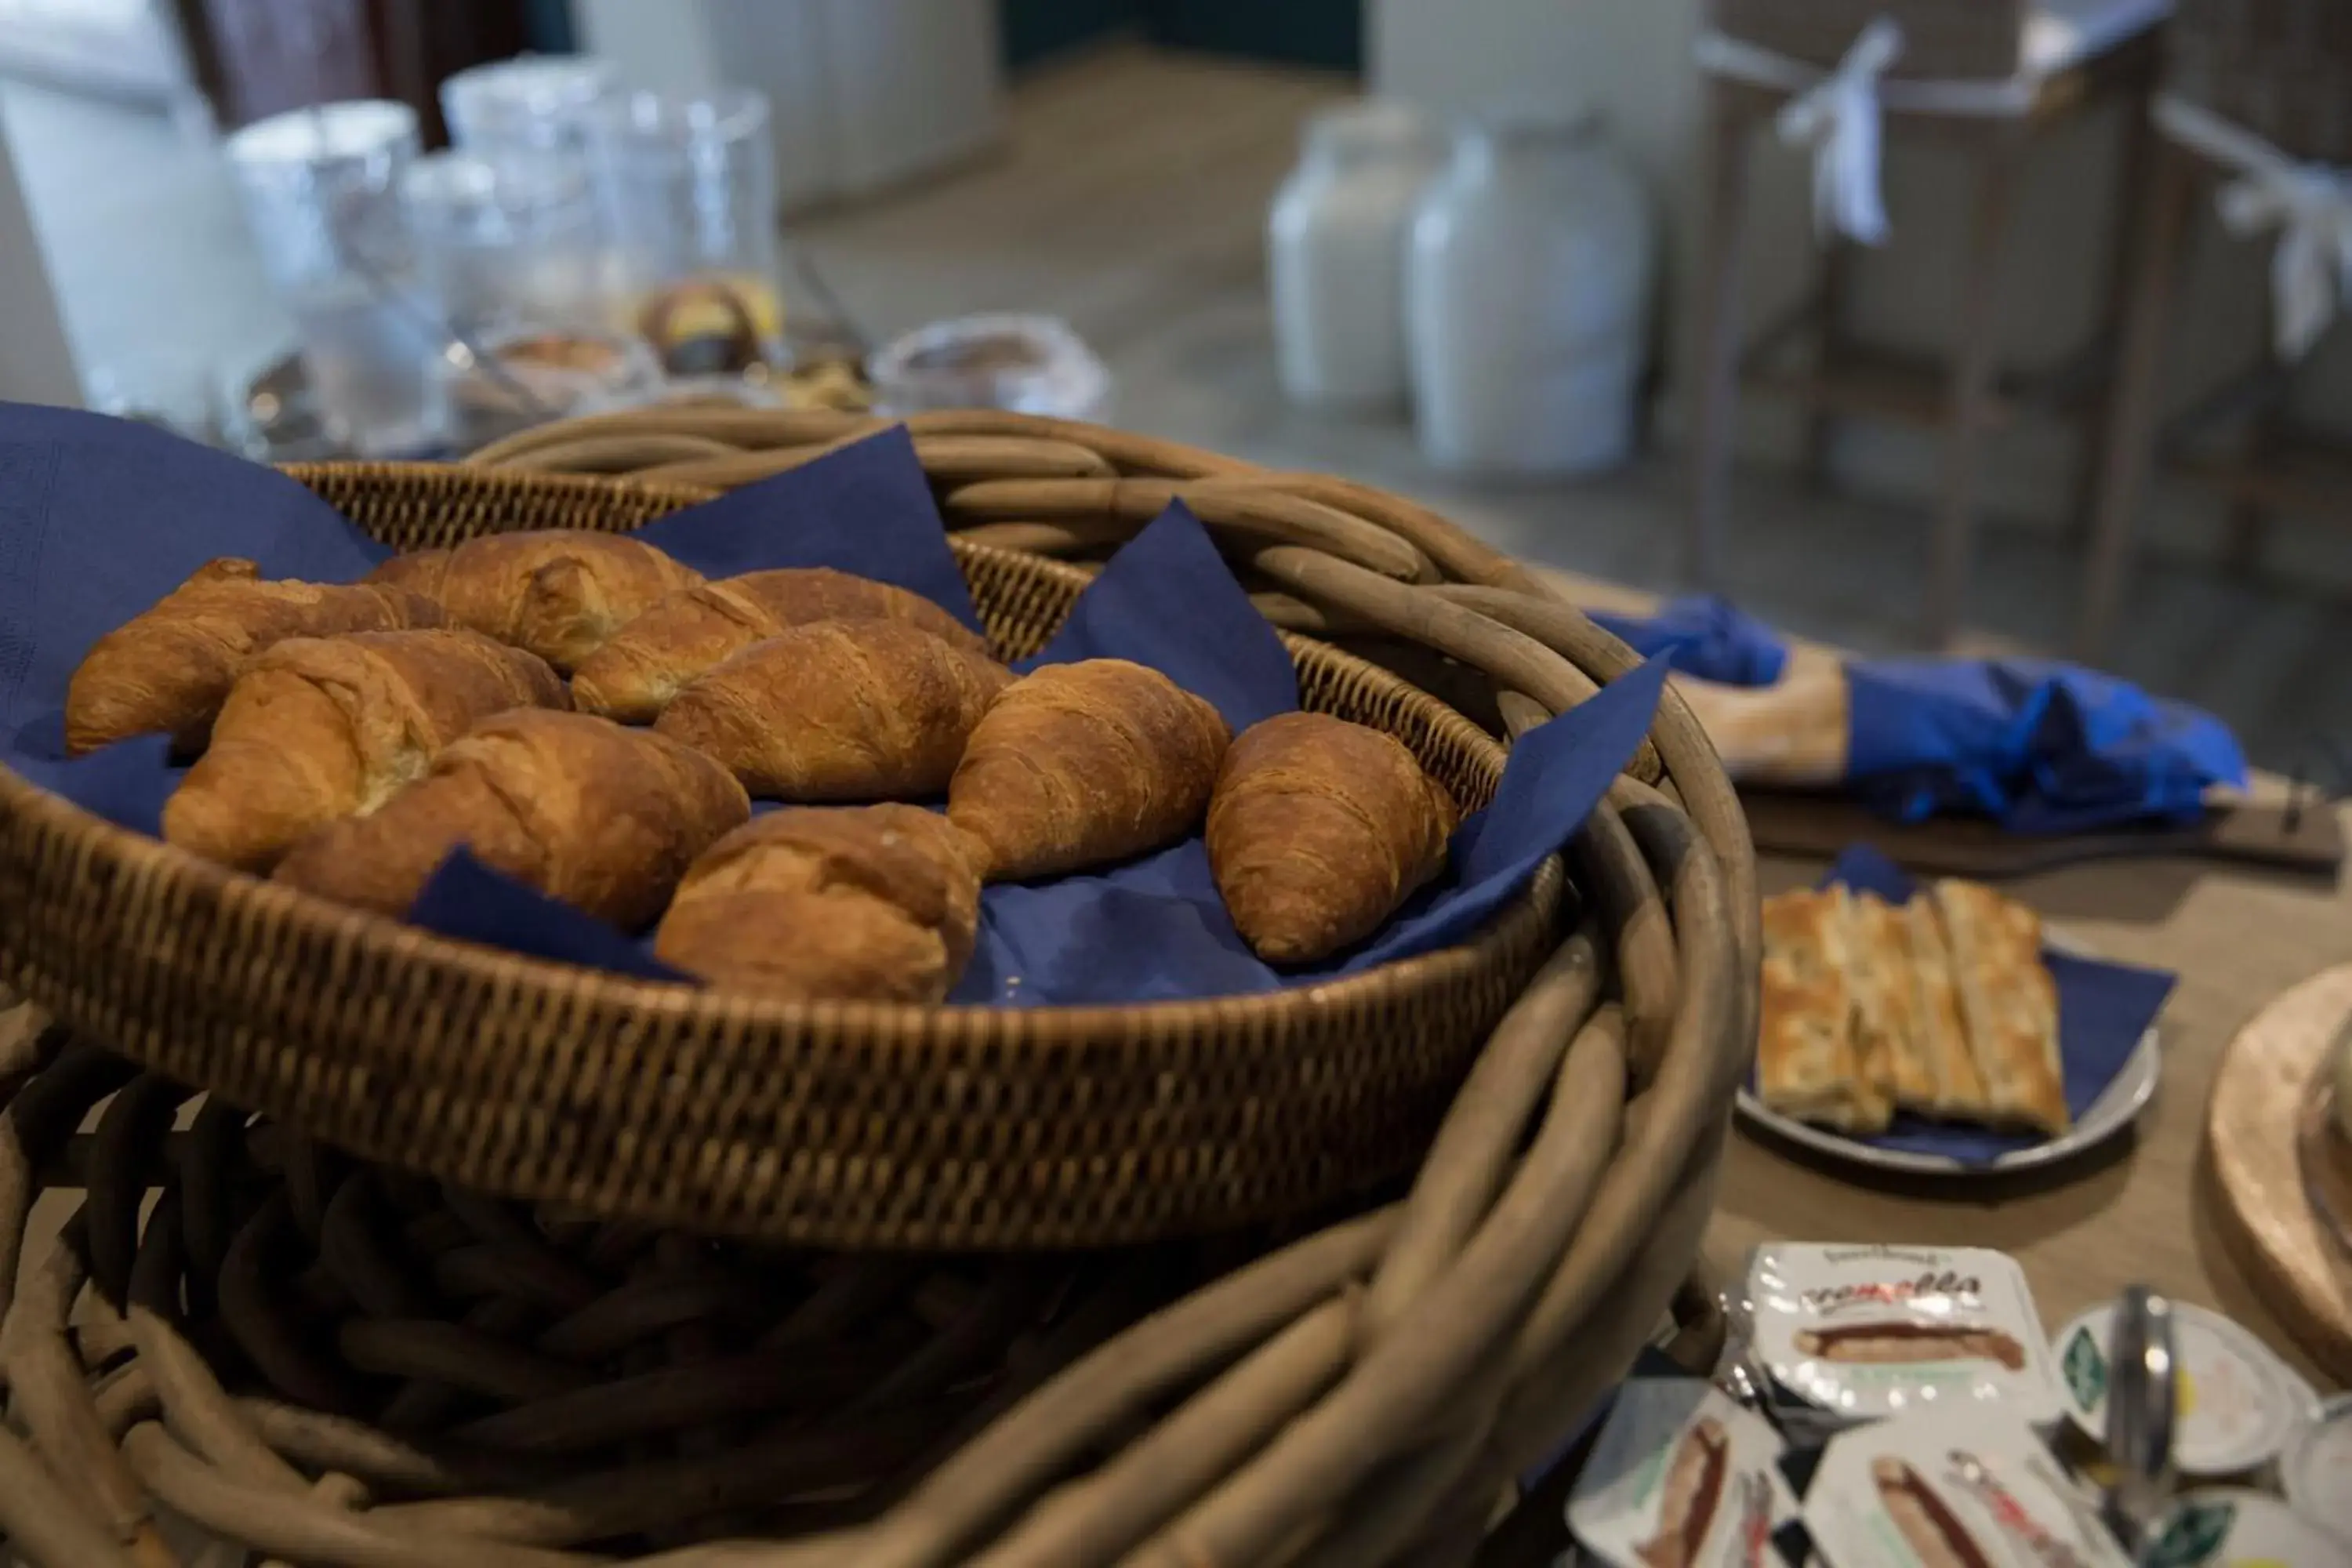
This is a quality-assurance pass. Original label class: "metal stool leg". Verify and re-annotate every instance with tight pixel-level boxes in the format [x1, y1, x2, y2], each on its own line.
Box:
[2076, 135, 2198, 659]
[1925, 130, 2028, 649]
[1685, 80, 1758, 590]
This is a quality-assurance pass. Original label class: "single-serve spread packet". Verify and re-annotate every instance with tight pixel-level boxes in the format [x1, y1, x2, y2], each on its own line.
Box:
[2143, 1487, 2351, 1566]
[1750, 1244, 2063, 1431]
[1804, 1410, 2129, 1568]
[2051, 1298, 2321, 1478]
[1568, 1378, 1798, 1568]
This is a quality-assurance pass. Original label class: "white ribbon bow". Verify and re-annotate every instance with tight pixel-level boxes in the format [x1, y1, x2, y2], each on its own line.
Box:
[2158, 96, 2352, 362]
[2216, 163, 2352, 361]
[1774, 18, 1906, 247]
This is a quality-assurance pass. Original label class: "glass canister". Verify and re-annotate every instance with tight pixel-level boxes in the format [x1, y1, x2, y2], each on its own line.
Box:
[1268, 100, 1443, 411]
[440, 55, 619, 165]
[1405, 106, 1657, 476]
[223, 100, 438, 457]
[406, 149, 607, 336]
[585, 88, 784, 376]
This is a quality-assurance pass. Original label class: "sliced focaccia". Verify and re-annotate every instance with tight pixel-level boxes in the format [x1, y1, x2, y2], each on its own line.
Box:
[1843, 892, 1916, 1112]
[1898, 897, 1992, 1120]
[1933, 880, 2068, 1136]
[1759, 887, 1889, 1134]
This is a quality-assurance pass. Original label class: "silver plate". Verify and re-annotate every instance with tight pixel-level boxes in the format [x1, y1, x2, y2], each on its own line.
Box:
[1734, 927, 2163, 1178]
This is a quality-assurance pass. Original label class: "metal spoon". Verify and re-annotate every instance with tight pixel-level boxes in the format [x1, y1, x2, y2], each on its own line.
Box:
[2101, 1286, 2180, 1562]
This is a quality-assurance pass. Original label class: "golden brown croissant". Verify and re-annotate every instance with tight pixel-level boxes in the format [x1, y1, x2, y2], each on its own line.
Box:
[274, 709, 748, 926]
[64, 558, 442, 754]
[161, 630, 567, 873]
[572, 568, 991, 722]
[1206, 713, 1456, 963]
[947, 659, 1230, 881]
[655, 621, 1011, 801]
[365, 530, 702, 671]
[655, 804, 981, 1002]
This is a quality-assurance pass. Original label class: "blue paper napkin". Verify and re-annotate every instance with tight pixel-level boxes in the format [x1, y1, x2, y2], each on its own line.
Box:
[0, 405, 1667, 1007]
[1815, 844, 2175, 1165]
[1585, 593, 2246, 834]
[1844, 658, 2247, 834]
[1588, 594, 1788, 688]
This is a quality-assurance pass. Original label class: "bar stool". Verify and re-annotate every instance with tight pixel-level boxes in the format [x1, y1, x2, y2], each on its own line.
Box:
[2078, 0, 2352, 657]
[1688, 0, 2170, 648]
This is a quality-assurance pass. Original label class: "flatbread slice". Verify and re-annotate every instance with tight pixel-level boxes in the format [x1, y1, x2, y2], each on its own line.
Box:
[1759, 887, 1888, 1134]
[1900, 897, 1992, 1120]
[1848, 891, 1926, 1112]
[1933, 880, 2068, 1136]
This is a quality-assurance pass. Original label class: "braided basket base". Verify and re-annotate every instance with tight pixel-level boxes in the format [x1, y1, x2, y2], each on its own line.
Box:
[0, 1023, 1723, 1568]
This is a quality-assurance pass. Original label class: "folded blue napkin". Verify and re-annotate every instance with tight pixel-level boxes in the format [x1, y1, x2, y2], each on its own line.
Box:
[1843, 658, 2246, 834]
[1, 402, 1666, 1007]
[1586, 597, 2246, 835]
[1816, 844, 2175, 1165]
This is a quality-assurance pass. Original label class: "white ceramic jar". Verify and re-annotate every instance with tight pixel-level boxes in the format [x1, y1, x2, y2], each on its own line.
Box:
[1406, 107, 1656, 477]
[1268, 102, 1443, 411]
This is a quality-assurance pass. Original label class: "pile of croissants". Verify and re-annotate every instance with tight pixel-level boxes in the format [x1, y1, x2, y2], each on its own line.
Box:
[60, 530, 1462, 1003]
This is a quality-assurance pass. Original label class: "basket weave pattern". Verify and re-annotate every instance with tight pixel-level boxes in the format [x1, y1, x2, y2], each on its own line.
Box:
[0, 410, 1757, 1565]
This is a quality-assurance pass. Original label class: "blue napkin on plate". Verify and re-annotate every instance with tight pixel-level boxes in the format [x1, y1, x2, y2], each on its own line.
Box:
[0, 404, 1666, 1007]
[1816, 844, 2174, 1165]
[1586, 595, 2246, 834]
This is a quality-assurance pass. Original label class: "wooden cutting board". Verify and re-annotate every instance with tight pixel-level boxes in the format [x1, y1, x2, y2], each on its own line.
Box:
[2206, 964, 2352, 1385]
[1739, 788, 2347, 879]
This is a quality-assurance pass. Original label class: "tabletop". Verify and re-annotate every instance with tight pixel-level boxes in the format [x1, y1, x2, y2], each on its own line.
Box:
[1539, 569, 2352, 1388]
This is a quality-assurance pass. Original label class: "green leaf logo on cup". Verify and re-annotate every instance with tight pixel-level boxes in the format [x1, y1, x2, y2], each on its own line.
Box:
[2062, 1324, 2108, 1410]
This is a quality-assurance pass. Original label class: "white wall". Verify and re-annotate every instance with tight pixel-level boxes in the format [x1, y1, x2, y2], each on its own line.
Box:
[0, 113, 79, 407]
[1370, 0, 2352, 586]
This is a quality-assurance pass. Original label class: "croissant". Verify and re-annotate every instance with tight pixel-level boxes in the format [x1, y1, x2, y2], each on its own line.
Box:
[1207, 713, 1457, 964]
[572, 568, 991, 722]
[365, 530, 702, 671]
[655, 804, 981, 1002]
[274, 710, 748, 926]
[161, 630, 567, 873]
[655, 622, 1011, 801]
[64, 558, 442, 754]
[948, 659, 1230, 881]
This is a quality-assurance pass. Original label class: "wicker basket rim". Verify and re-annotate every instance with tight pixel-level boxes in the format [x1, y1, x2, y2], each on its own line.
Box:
[0, 529, 1551, 1036]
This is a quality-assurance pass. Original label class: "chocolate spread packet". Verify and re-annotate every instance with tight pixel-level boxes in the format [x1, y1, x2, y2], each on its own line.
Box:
[1803, 1410, 2128, 1568]
[1570, 1377, 1799, 1568]
[1750, 1244, 2063, 1432]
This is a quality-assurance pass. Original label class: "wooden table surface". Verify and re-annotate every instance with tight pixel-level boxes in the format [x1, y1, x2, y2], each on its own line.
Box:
[1538, 570, 2352, 1389]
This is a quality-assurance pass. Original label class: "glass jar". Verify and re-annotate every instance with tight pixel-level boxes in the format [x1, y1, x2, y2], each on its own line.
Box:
[1268, 101, 1443, 411]
[586, 88, 784, 375]
[1405, 107, 1657, 476]
[406, 149, 607, 336]
[869, 314, 1110, 421]
[223, 100, 437, 457]
[440, 55, 619, 165]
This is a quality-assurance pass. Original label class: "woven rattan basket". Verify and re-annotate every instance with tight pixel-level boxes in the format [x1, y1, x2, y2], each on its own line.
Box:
[0, 409, 1755, 1565]
[0, 471, 1582, 1253]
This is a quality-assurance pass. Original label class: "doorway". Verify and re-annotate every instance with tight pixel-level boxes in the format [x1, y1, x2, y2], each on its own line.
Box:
[1001, 0, 1362, 74]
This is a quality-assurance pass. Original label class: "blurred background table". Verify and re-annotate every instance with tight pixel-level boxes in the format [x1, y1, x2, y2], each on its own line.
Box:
[1544, 564, 2352, 1388]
